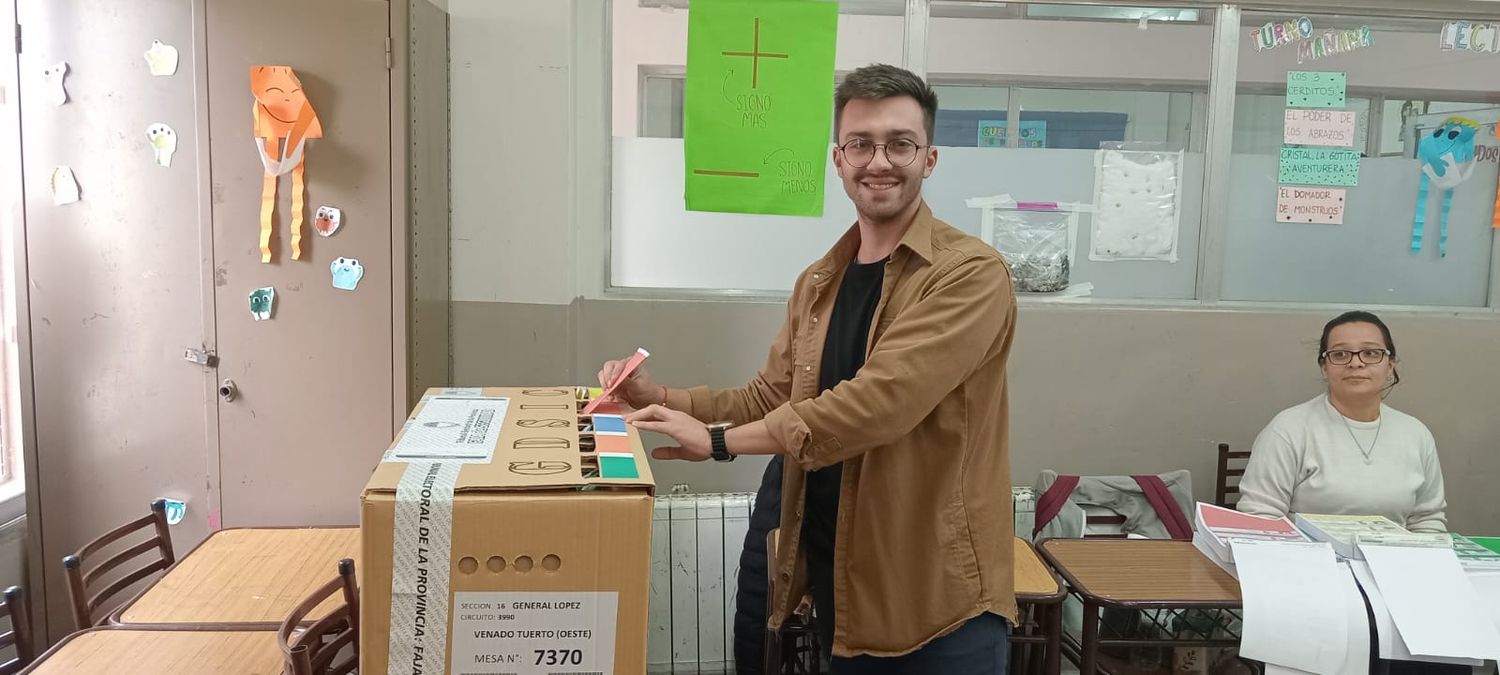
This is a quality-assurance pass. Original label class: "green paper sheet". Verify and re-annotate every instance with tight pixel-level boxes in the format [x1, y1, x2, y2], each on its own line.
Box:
[1468, 536, 1500, 555]
[599, 454, 640, 479]
[1286, 71, 1346, 108]
[685, 0, 838, 216]
[1279, 147, 1360, 186]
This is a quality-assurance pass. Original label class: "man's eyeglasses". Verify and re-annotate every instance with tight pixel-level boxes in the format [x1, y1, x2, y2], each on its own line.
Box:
[1321, 349, 1390, 365]
[838, 138, 929, 168]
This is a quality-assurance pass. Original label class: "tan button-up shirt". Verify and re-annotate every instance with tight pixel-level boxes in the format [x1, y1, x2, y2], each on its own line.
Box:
[683, 201, 1018, 657]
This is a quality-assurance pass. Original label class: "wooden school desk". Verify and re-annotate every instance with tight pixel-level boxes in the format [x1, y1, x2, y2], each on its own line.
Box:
[112, 527, 359, 629]
[21, 627, 283, 674]
[1038, 538, 1242, 675]
[1012, 537, 1068, 675]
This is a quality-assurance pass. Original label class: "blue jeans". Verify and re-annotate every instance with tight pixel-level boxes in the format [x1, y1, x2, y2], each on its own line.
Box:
[830, 613, 1010, 675]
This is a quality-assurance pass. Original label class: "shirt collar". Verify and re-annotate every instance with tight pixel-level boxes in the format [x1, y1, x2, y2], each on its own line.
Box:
[811, 200, 936, 286]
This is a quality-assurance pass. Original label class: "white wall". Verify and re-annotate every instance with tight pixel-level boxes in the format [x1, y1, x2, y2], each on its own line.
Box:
[449, 0, 578, 304]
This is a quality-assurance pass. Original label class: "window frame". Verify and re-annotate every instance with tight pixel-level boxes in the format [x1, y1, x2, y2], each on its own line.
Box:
[600, 0, 1500, 315]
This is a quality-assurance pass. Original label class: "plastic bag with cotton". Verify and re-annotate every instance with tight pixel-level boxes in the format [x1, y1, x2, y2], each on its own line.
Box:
[1090, 148, 1183, 262]
[993, 208, 1076, 293]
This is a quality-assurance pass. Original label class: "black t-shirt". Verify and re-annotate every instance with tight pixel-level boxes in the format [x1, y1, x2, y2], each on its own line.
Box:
[804, 256, 884, 646]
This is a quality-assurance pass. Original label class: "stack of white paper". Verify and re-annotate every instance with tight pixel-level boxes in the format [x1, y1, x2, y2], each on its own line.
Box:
[1261, 564, 1368, 675]
[1348, 560, 1483, 668]
[1233, 540, 1367, 674]
[1470, 572, 1500, 630]
[1358, 544, 1500, 662]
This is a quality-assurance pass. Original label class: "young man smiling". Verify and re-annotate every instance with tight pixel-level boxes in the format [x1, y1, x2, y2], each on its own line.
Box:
[600, 64, 1018, 673]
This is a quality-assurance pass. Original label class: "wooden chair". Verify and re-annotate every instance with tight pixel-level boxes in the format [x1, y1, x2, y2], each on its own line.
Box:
[764, 529, 821, 675]
[0, 586, 35, 674]
[1215, 443, 1252, 508]
[278, 558, 358, 675]
[62, 498, 175, 630]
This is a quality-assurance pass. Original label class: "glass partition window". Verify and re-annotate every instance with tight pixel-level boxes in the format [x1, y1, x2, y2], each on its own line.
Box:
[610, 0, 904, 291]
[1223, 12, 1496, 307]
[923, 2, 1215, 301]
[611, 2, 1500, 310]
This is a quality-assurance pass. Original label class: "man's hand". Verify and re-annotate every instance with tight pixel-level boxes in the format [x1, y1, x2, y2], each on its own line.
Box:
[597, 355, 662, 409]
[626, 405, 711, 461]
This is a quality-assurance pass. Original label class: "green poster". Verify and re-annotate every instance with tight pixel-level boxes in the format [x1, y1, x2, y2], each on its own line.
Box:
[685, 0, 838, 216]
[1286, 71, 1346, 108]
[1279, 147, 1360, 186]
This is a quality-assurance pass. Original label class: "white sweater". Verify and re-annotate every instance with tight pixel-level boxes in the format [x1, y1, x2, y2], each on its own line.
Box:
[1237, 394, 1448, 532]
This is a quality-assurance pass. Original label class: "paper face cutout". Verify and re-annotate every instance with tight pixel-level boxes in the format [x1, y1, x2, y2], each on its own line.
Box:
[42, 62, 68, 106]
[51, 166, 80, 205]
[330, 257, 363, 291]
[314, 206, 342, 236]
[249, 287, 275, 320]
[144, 40, 179, 76]
[251, 66, 323, 263]
[146, 123, 177, 167]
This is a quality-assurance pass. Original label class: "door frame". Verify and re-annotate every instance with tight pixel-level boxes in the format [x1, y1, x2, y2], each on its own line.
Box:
[390, 0, 412, 429]
[188, 0, 225, 543]
[0, 0, 48, 644]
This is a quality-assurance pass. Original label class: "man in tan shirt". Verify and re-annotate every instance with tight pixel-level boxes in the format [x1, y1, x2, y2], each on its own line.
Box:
[599, 64, 1017, 673]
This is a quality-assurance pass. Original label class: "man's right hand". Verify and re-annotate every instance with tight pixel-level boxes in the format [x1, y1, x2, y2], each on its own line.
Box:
[597, 355, 664, 409]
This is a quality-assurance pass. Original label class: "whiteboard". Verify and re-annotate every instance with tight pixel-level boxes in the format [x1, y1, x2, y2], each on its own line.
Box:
[612, 137, 1203, 299]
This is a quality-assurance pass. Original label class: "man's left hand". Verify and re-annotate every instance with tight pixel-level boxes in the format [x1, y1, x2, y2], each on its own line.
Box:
[625, 405, 712, 461]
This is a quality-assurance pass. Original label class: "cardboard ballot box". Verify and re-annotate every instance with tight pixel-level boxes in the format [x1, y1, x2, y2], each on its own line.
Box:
[361, 387, 655, 675]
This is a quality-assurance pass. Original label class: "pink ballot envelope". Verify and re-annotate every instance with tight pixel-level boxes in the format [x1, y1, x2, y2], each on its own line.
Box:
[584, 347, 650, 415]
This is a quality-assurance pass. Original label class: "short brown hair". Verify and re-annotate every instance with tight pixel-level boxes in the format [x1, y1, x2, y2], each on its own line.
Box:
[834, 64, 939, 142]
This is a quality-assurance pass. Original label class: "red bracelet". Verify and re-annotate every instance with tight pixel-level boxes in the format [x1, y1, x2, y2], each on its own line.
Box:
[660, 385, 669, 406]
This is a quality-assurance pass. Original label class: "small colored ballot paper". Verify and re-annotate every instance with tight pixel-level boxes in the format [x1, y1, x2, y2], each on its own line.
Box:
[684, 0, 838, 216]
[583, 348, 650, 415]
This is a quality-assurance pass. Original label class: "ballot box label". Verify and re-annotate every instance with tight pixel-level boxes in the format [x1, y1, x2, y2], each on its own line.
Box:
[387, 396, 509, 462]
[451, 591, 619, 675]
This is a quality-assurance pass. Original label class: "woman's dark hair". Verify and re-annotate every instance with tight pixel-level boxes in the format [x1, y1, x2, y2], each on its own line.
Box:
[1318, 310, 1400, 390]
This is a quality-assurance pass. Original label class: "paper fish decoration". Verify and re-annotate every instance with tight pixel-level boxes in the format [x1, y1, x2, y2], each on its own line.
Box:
[146, 123, 177, 167]
[251, 65, 323, 263]
[144, 40, 179, 76]
[1413, 116, 1479, 257]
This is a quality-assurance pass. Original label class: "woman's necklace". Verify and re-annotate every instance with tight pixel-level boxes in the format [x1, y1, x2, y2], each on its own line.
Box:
[1337, 407, 1381, 465]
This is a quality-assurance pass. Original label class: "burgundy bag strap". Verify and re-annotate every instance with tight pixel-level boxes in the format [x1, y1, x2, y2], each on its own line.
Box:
[1031, 475, 1081, 539]
[1132, 474, 1193, 540]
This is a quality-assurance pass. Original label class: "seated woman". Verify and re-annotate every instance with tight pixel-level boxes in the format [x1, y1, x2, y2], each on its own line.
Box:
[1238, 310, 1446, 532]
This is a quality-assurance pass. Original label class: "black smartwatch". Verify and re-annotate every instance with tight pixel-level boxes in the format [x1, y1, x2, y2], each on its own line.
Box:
[708, 421, 735, 462]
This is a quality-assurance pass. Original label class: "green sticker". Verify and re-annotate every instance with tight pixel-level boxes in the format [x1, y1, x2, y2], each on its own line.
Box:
[599, 454, 640, 479]
[1286, 71, 1346, 108]
[1279, 147, 1360, 186]
[684, 0, 839, 216]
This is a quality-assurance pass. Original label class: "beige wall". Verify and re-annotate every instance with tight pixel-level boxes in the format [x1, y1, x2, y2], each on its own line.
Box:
[455, 299, 1500, 533]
